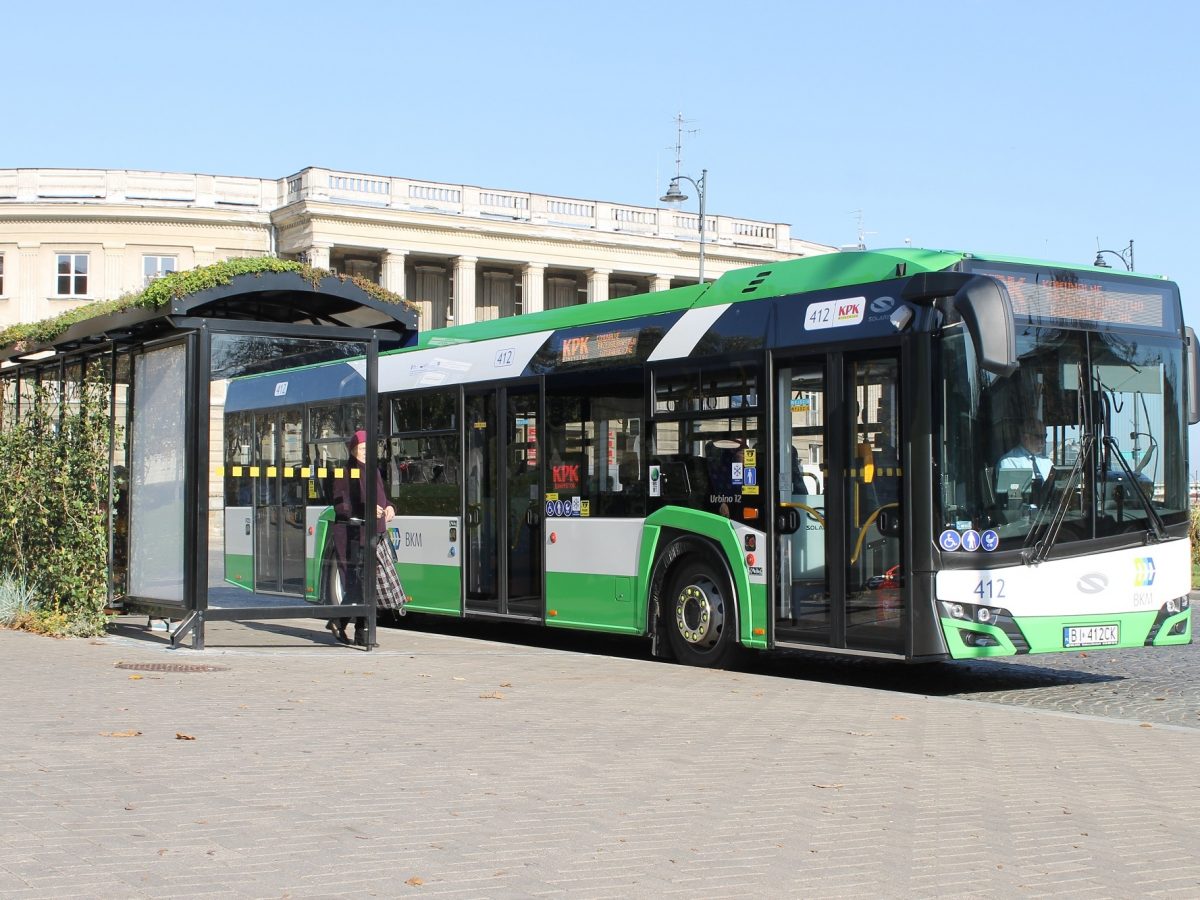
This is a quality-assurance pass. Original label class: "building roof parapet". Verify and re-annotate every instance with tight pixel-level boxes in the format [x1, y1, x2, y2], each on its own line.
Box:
[1, 167, 833, 258]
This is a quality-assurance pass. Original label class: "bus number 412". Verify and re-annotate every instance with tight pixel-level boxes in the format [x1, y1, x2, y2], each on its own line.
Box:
[974, 578, 1006, 600]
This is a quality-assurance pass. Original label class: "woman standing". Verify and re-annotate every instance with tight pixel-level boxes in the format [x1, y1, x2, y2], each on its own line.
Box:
[328, 430, 394, 646]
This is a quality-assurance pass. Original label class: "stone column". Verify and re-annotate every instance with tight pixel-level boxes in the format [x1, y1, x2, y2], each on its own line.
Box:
[453, 256, 477, 326]
[383, 250, 407, 297]
[104, 244, 126, 300]
[307, 243, 331, 270]
[18, 243, 40, 323]
[587, 268, 611, 304]
[522, 262, 546, 315]
[651, 275, 673, 293]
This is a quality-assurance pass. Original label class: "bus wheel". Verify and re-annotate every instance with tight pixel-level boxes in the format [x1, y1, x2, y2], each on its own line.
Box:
[321, 546, 346, 607]
[664, 556, 741, 667]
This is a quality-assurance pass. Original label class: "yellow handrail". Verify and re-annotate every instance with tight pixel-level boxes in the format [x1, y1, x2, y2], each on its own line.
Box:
[850, 502, 899, 565]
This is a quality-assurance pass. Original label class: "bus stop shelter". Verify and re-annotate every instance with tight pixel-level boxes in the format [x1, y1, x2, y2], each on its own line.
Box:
[0, 268, 417, 650]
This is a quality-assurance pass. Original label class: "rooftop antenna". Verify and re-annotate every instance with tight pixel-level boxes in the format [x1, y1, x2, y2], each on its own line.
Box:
[840, 209, 876, 250]
[669, 112, 699, 178]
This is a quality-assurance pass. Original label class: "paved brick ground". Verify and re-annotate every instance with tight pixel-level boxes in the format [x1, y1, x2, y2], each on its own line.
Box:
[1, 616, 1198, 898]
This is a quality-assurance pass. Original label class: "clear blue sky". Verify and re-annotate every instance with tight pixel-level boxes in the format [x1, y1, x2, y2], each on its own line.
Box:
[9, 0, 1200, 460]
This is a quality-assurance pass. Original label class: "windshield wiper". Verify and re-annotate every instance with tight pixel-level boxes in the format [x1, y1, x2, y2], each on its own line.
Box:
[1023, 433, 1091, 566]
[1103, 434, 1167, 542]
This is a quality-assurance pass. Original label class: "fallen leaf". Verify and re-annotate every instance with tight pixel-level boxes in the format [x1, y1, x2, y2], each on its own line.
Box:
[452, 676, 465, 682]
[812, 783, 844, 790]
[128, 675, 143, 680]
[500, 682, 513, 688]
[175, 733, 196, 741]
[892, 715, 908, 721]
[101, 730, 142, 738]
[405, 876, 424, 886]
[480, 692, 505, 700]
[158, 849, 168, 856]
[1140, 723, 1153, 728]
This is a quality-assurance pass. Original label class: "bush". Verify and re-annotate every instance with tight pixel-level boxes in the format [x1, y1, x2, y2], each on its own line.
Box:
[0, 379, 110, 637]
[0, 572, 37, 629]
[1191, 505, 1200, 585]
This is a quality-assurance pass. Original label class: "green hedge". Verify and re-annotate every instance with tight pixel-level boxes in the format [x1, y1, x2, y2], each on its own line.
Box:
[0, 380, 110, 635]
[0, 256, 414, 352]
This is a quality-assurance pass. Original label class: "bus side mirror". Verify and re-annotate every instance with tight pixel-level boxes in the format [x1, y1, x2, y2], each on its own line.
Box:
[1186, 327, 1200, 425]
[954, 276, 1018, 377]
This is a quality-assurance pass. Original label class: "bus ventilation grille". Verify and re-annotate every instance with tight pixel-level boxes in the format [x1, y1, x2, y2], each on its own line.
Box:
[741, 271, 773, 294]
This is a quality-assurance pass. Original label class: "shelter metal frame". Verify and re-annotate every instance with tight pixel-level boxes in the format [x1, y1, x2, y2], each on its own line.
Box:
[0, 271, 416, 651]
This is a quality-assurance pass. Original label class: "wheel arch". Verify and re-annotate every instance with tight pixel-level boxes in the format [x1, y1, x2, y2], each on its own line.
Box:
[646, 527, 740, 659]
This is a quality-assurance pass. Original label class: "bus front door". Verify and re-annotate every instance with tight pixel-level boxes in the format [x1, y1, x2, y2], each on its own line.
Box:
[464, 385, 542, 618]
[843, 355, 904, 653]
[252, 406, 307, 596]
[774, 353, 905, 654]
[774, 361, 832, 645]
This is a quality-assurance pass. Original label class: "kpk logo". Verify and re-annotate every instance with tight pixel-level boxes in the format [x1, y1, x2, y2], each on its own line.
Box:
[804, 296, 866, 331]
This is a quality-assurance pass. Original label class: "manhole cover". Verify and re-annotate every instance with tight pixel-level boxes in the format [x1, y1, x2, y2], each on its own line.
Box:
[115, 662, 229, 674]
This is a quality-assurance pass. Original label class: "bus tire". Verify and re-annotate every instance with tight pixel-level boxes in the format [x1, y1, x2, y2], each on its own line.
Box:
[663, 554, 742, 668]
[320, 544, 347, 608]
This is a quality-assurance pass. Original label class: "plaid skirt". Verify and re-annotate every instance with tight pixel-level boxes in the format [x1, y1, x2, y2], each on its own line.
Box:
[375, 539, 408, 612]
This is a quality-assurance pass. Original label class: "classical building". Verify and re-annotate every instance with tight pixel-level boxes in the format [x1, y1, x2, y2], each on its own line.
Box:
[0, 167, 834, 332]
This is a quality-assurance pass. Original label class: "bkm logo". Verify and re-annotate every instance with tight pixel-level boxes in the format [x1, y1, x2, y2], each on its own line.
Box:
[1133, 557, 1156, 587]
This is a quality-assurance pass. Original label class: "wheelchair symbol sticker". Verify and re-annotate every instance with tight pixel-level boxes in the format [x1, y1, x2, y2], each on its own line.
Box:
[938, 530, 962, 552]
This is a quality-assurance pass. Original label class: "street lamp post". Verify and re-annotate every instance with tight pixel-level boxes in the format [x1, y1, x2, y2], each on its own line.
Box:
[1093, 239, 1135, 272]
[661, 168, 707, 283]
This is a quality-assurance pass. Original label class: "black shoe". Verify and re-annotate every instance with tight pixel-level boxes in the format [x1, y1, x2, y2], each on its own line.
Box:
[353, 629, 367, 647]
[326, 620, 350, 644]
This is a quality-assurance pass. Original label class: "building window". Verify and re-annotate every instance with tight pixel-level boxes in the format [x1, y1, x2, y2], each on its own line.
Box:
[0, 254, 5, 295]
[56, 254, 88, 296]
[143, 255, 177, 285]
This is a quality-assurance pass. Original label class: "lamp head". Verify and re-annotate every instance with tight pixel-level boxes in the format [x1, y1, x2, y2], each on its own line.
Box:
[1093, 252, 1111, 268]
[660, 180, 688, 204]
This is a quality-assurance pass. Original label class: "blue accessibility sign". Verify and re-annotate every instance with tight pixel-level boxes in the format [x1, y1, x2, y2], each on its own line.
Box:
[938, 529, 962, 552]
[981, 530, 999, 552]
[961, 529, 981, 552]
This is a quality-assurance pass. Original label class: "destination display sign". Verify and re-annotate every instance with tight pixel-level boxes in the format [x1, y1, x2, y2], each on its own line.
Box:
[969, 265, 1171, 329]
[554, 328, 640, 365]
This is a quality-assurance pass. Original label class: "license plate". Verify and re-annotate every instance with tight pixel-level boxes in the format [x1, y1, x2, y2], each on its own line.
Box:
[1063, 624, 1120, 648]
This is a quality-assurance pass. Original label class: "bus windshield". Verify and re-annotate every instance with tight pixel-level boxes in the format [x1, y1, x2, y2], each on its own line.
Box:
[938, 322, 1188, 554]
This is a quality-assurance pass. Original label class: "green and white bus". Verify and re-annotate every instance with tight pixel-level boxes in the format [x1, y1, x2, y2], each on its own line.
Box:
[223, 248, 1197, 665]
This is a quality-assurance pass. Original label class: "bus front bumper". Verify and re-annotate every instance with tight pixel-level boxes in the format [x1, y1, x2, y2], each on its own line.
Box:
[938, 599, 1191, 658]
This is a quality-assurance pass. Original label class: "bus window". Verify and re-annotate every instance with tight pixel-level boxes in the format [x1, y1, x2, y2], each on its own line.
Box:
[651, 365, 763, 523]
[383, 389, 461, 516]
[546, 374, 643, 517]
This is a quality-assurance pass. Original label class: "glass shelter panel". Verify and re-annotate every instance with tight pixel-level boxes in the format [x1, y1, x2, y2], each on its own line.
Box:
[129, 342, 187, 603]
[210, 335, 368, 613]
